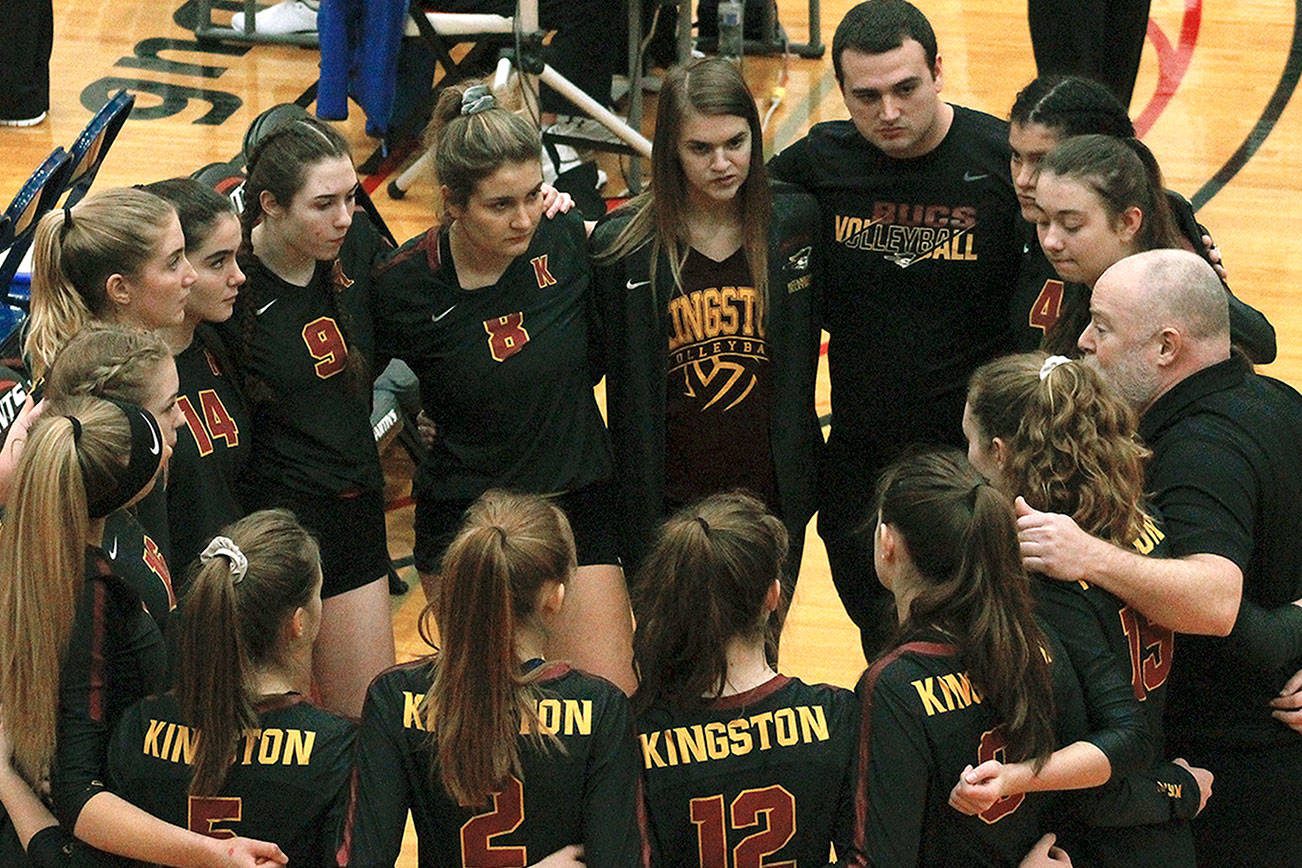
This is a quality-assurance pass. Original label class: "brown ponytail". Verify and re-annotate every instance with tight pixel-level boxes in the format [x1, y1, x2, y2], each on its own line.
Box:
[874, 450, 1056, 769]
[177, 509, 321, 795]
[632, 491, 787, 713]
[419, 491, 575, 808]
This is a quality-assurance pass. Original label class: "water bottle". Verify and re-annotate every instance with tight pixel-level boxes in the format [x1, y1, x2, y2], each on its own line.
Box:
[718, 0, 744, 62]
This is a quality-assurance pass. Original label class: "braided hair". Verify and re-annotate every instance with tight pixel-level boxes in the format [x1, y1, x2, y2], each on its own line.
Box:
[1010, 75, 1134, 139]
[236, 115, 367, 405]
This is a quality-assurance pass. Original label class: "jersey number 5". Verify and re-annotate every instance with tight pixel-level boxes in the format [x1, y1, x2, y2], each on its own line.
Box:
[690, 784, 797, 868]
[188, 795, 242, 839]
[976, 728, 1025, 824]
[483, 313, 531, 362]
[302, 316, 348, 379]
[461, 775, 527, 868]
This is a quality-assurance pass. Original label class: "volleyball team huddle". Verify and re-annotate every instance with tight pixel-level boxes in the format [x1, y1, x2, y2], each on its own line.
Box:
[0, 1, 1297, 866]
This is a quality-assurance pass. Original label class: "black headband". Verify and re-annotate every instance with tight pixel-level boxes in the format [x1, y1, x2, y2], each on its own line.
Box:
[86, 398, 165, 519]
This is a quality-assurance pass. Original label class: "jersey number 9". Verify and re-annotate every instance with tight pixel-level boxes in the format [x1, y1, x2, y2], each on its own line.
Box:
[302, 316, 349, 379]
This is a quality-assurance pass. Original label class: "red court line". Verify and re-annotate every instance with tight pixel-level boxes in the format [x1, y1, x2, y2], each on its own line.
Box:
[1134, 0, 1203, 137]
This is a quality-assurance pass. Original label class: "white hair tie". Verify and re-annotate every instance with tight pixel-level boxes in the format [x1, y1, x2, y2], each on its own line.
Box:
[1039, 355, 1071, 381]
[200, 536, 248, 584]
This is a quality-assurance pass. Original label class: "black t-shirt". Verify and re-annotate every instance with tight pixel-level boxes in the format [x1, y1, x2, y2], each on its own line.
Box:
[768, 107, 1022, 473]
[168, 326, 250, 574]
[235, 215, 385, 498]
[101, 508, 175, 632]
[109, 692, 354, 868]
[371, 211, 611, 502]
[342, 659, 646, 868]
[50, 551, 168, 830]
[663, 246, 777, 509]
[1139, 355, 1302, 753]
[637, 675, 858, 867]
[851, 631, 1086, 868]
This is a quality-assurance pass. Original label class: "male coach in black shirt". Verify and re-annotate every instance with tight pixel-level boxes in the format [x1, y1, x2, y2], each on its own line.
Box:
[768, 0, 1021, 655]
[1018, 249, 1302, 867]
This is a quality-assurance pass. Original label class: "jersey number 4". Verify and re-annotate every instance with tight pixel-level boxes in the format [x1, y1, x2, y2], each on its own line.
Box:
[302, 316, 349, 379]
[178, 390, 240, 456]
[460, 775, 527, 868]
[690, 784, 797, 868]
[1028, 279, 1065, 332]
[188, 795, 242, 839]
[483, 313, 531, 362]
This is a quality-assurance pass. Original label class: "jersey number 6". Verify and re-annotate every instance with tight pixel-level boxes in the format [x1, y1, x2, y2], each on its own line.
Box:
[460, 775, 527, 868]
[690, 784, 797, 868]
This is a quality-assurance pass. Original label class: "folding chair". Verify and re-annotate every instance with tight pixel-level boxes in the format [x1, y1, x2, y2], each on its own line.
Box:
[0, 148, 74, 372]
[61, 89, 136, 210]
[0, 148, 73, 307]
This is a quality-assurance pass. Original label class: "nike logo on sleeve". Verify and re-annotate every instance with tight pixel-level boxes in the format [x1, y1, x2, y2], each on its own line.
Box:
[255, 299, 278, 316]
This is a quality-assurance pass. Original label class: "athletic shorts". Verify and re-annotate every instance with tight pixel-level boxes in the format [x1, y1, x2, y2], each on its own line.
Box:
[257, 485, 390, 599]
[413, 482, 621, 574]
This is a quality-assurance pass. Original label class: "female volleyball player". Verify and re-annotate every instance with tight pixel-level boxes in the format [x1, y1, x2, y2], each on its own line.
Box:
[855, 449, 1141, 866]
[341, 490, 644, 867]
[144, 178, 251, 574]
[232, 112, 393, 716]
[0, 394, 283, 866]
[632, 492, 858, 865]
[1004, 76, 1273, 360]
[109, 509, 354, 866]
[592, 58, 821, 590]
[964, 352, 1213, 864]
[371, 80, 632, 692]
[44, 324, 185, 628]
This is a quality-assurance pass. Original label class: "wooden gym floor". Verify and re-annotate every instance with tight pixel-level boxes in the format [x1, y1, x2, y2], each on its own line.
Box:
[3, 0, 1301, 860]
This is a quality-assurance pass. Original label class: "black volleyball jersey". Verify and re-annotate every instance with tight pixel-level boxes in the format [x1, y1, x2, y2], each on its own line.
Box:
[769, 108, 1022, 457]
[371, 211, 611, 502]
[1008, 226, 1089, 354]
[637, 676, 858, 867]
[168, 326, 250, 573]
[51, 551, 168, 830]
[108, 692, 354, 867]
[851, 633, 1087, 868]
[341, 660, 646, 868]
[236, 215, 385, 497]
[102, 508, 175, 631]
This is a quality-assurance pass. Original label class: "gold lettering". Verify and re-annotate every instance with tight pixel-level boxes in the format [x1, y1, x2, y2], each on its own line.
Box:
[402, 691, 426, 731]
[241, 729, 261, 765]
[169, 724, 200, 765]
[143, 718, 167, 758]
[938, 673, 976, 710]
[160, 722, 177, 760]
[750, 711, 774, 750]
[675, 725, 708, 764]
[537, 698, 561, 735]
[284, 729, 316, 765]
[912, 677, 947, 716]
[774, 708, 798, 746]
[797, 705, 829, 742]
[567, 699, 592, 736]
[640, 731, 666, 769]
[257, 728, 283, 765]
[727, 718, 752, 755]
[704, 722, 729, 759]
[719, 287, 739, 333]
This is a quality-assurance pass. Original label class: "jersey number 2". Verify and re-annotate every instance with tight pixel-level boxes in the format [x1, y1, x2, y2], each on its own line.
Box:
[188, 795, 242, 839]
[690, 784, 796, 868]
[460, 775, 527, 868]
[302, 316, 348, 379]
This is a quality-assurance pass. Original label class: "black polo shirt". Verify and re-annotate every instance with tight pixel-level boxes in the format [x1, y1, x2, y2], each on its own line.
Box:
[1140, 354, 1302, 752]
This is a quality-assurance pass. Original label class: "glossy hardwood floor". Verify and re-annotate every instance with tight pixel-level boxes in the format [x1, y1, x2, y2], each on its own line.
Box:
[3, 0, 1300, 861]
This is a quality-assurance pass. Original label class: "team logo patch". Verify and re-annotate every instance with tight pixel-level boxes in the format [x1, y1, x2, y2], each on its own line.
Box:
[787, 245, 811, 271]
[531, 254, 557, 288]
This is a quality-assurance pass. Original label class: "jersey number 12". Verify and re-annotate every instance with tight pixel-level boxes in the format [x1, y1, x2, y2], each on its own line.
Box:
[690, 785, 796, 868]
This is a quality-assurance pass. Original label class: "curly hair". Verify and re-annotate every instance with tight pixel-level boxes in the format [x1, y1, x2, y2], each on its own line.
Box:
[967, 353, 1150, 547]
